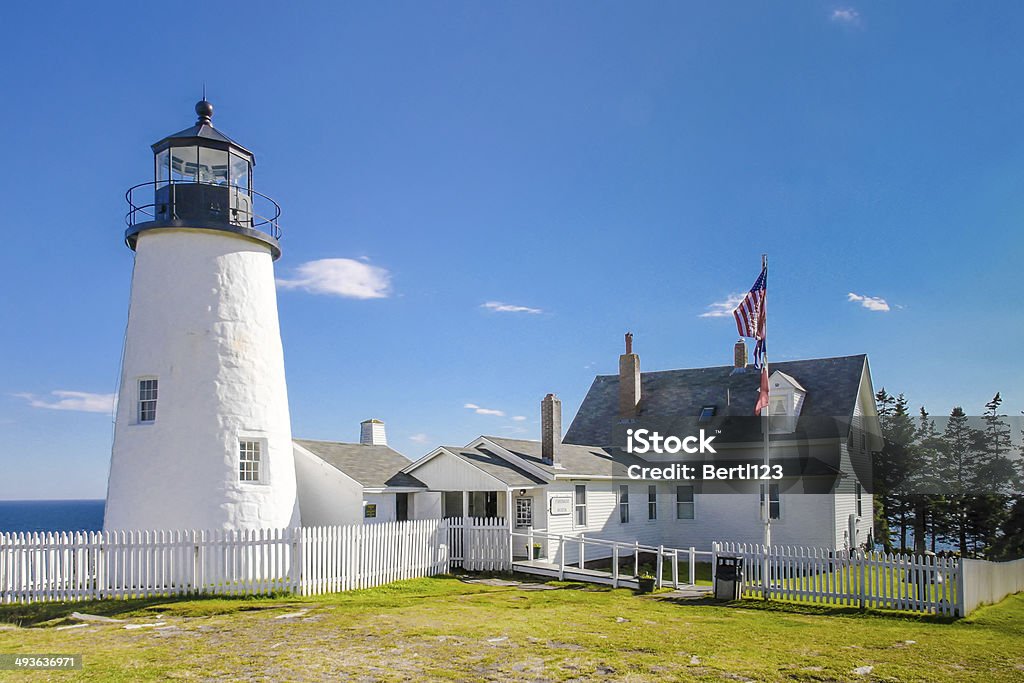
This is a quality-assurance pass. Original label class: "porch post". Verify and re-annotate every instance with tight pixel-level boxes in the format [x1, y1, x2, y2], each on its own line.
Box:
[506, 488, 513, 568]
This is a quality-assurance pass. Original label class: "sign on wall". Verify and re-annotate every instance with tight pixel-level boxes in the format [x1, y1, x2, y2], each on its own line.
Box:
[549, 496, 572, 516]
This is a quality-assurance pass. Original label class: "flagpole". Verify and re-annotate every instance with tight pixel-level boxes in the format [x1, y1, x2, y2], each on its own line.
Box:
[761, 253, 771, 597]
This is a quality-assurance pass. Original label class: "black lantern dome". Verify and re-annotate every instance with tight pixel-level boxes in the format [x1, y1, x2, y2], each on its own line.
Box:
[125, 100, 282, 259]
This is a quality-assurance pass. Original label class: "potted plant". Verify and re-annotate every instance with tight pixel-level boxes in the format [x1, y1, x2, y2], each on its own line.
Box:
[532, 543, 542, 560]
[637, 573, 656, 593]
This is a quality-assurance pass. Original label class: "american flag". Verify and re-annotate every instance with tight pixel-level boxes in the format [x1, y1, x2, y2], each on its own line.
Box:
[754, 365, 769, 416]
[733, 265, 767, 368]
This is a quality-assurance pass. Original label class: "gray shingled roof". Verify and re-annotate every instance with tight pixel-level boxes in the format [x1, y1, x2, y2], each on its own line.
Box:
[564, 355, 867, 447]
[483, 437, 649, 477]
[438, 447, 547, 487]
[295, 439, 425, 489]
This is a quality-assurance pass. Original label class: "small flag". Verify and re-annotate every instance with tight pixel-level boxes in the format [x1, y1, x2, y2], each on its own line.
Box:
[754, 365, 769, 416]
[733, 265, 767, 368]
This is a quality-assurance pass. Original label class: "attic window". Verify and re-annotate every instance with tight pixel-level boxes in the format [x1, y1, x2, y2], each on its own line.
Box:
[698, 406, 716, 423]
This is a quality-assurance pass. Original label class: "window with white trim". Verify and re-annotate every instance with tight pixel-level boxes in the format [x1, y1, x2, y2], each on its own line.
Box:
[647, 485, 657, 520]
[574, 485, 587, 527]
[856, 482, 863, 517]
[618, 485, 630, 524]
[760, 483, 780, 520]
[138, 378, 158, 423]
[676, 485, 694, 519]
[515, 497, 533, 528]
[239, 439, 262, 483]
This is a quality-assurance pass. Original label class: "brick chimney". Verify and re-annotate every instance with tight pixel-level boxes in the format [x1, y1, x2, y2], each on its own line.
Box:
[541, 393, 561, 465]
[733, 339, 748, 369]
[618, 332, 641, 418]
[360, 419, 387, 446]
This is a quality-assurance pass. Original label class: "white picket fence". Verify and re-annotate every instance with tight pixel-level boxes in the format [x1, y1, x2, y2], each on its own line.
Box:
[0, 519, 451, 605]
[713, 542, 962, 616]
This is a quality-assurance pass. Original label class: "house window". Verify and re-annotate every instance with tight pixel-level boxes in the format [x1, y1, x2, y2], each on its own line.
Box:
[515, 497, 533, 528]
[676, 486, 694, 520]
[699, 405, 716, 423]
[239, 439, 261, 483]
[619, 485, 630, 524]
[856, 483, 863, 517]
[138, 378, 158, 422]
[768, 396, 789, 433]
[648, 485, 657, 520]
[364, 504, 377, 519]
[760, 483, 780, 520]
[574, 485, 587, 527]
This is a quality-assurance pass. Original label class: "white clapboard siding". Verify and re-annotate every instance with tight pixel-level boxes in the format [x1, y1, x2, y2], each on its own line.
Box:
[0, 519, 455, 605]
[713, 542, 964, 616]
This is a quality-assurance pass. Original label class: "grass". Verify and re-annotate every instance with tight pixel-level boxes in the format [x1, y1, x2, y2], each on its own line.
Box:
[0, 575, 1021, 681]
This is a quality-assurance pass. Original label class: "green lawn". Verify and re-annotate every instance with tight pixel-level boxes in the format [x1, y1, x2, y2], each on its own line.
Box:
[0, 575, 1021, 681]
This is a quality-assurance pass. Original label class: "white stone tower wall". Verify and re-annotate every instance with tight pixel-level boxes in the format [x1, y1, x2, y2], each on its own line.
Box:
[104, 228, 299, 531]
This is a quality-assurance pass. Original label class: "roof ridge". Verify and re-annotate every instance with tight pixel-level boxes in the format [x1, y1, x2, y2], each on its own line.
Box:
[591, 353, 867, 379]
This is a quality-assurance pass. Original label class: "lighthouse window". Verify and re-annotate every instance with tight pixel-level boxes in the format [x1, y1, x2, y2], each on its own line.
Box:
[138, 378, 158, 423]
[239, 440, 262, 483]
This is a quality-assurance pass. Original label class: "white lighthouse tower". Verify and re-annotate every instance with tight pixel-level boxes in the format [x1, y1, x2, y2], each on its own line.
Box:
[104, 100, 300, 531]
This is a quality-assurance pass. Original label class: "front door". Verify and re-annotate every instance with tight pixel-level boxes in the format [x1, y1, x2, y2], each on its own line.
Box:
[396, 493, 409, 522]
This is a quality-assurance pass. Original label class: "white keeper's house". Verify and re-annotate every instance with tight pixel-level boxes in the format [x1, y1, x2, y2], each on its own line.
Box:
[397, 336, 880, 561]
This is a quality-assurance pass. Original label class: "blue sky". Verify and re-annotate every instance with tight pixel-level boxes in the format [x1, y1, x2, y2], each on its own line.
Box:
[1, 2, 1022, 499]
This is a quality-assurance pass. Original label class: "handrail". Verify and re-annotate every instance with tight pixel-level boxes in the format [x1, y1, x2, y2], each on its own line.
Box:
[124, 179, 282, 240]
[510, 529, 712, 557]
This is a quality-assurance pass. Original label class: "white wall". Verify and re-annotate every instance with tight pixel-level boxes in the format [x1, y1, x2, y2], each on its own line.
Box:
[105, 229, 299, 531]
[411, 451, 508, 491]
[294, 446, 364, 526]
[534, 480, 837, 564]
[413, 492, 442, 520]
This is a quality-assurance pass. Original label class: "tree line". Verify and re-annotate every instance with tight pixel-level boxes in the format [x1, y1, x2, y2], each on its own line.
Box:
[872, 390, 1023, 559]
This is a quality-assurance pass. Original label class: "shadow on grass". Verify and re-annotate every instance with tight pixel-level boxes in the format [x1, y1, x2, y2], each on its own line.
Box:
[0, 591, 297, 628]
[651, 594, 960, 624]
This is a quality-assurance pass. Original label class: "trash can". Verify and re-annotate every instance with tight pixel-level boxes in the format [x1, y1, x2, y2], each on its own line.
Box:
[714, 556, 743, 600]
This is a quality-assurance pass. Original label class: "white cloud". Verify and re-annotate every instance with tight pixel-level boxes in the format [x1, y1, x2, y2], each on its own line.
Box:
[847, 292, 890, 312]
[699, 294, 745, 318]
[408, 433, 430, 444]
[831, 8, 860, 24]
[15, 390, 116, 414]
[481, 301, 543, 314]
[512, 416, 527, 422]
[277, 258, 391, 299]
[464, 403, 505, 417]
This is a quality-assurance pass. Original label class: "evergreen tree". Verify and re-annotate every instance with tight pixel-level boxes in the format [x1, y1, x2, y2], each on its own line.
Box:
[872, 389, 919, 552]
[912, 407, 944, 554]
[993, 498, 1024, 560]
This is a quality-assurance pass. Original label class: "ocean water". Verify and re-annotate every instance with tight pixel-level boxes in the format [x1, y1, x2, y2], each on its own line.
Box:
[0, 500, 105, 533]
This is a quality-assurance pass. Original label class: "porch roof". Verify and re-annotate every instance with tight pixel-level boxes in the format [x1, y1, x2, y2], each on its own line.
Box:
[438, 446, 547, 487]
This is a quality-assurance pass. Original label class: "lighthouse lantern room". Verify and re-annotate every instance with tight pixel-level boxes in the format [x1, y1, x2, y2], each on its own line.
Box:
[104, 100, 300, 531]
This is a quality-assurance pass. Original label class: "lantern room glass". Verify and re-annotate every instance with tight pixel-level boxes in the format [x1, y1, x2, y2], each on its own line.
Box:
[230, 153, 251, 192]
[197, 147, 229, 185]
[170, 146, 198, 182]
[155, 149, 170, 188]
